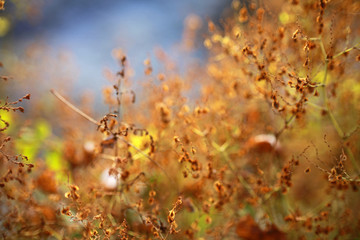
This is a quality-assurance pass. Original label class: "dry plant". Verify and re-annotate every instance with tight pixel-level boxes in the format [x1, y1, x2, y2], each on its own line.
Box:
[1, 0, 360, 239]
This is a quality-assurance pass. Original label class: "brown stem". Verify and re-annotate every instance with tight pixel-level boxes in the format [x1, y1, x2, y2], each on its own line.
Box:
[50, 89, 99, 125]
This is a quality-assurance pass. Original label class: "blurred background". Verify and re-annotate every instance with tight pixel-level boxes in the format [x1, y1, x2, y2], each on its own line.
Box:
[0, 0, 231, 106]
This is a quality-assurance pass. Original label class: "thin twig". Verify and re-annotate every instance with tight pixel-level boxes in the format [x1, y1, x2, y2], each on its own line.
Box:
[50, 89, 99, 125]
[318, 48, 360, 174]
[333, 42, 360, 59]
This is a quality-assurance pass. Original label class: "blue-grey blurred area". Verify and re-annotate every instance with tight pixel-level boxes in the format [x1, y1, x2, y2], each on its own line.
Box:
[0, 0, 231, 104]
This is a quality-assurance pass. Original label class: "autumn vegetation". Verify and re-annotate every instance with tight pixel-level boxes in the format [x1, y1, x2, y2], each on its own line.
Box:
[1, 0, 360, 239]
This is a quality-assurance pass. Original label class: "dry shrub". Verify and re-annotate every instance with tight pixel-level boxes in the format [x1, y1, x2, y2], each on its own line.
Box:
[1, 0, 360, 239]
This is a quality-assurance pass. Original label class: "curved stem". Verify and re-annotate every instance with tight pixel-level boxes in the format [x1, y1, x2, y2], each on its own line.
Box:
[318, 46, 360, 174]
[50, 89, 99, 125]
